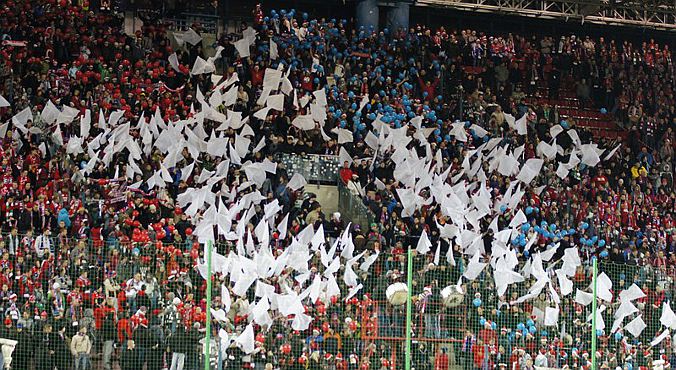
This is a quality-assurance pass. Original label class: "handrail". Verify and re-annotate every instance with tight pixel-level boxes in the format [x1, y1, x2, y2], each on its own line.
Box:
[275, 152, 341, 184]
[163, 14, 219, 34]
[337, 179, 376, 229]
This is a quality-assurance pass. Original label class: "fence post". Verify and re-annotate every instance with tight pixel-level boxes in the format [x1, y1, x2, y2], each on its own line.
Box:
[405, 248, 413, 370]
[591, 257, 598, 370]
[204, 240, 213, 370]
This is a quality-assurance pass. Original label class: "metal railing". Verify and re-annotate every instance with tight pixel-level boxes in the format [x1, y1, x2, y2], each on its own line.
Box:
[338, 180, 376, 229]
[164, 13, 220, 35]
[275, 153, 341, 184]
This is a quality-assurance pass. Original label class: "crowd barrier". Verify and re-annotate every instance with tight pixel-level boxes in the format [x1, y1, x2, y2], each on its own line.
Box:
[0, 226, 668, 369]
[353, 256, 668, 370]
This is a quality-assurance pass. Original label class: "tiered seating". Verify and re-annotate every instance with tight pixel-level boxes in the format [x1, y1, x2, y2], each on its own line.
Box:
[524, 86, 626, 141]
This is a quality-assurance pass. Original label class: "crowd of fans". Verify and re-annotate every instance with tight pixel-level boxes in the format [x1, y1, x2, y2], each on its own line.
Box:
[0, 0, 674, 369]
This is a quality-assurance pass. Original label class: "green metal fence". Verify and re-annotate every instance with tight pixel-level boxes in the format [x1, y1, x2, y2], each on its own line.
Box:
[353, 248, 666, 370]
[6, 228, 667, 370]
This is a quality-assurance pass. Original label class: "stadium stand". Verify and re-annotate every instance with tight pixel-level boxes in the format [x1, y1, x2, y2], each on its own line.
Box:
[0, 0, 674, 369]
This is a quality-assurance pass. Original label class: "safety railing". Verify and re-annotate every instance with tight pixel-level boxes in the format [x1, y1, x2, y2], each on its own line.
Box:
[164, 13, 220, 35]
[275, 152, 375, 228]
[0, 224, 671, 370]
[348, 253, 670, 370]
[337, 180, 376, 230]
[274, 152, 342, 185]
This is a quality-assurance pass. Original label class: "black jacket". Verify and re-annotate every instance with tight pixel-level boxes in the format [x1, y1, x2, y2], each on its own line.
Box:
[0, 325, 17, 340]
[136, 292, 152, 312]
[121, 347, 140, 370]
[101, 313, 117, 342]
[53, 332, 70, 370]
[168, 326, 191, 354]
[133, 326, 152, 349]
[14, 330, 31, 356]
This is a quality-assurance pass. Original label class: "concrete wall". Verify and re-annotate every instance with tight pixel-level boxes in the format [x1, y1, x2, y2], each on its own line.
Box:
[306, 184, 339, 216]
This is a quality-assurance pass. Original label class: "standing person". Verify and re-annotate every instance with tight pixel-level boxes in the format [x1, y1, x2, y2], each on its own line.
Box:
[34, 228, 52, 259]
[136, 286, 152, 314]
[103, 272, 121, 314]
[434, 347, 450, 370]
[134, 318, 151, 368]
[186, 323, 203, 370]
[54, 324, 71, 370]
[163, 297, 182, 334]
[121, 340, 140, 370]
[117, 311, 133, 352]
[71, 326, 92, 370]
[13, 322, 32, 370]
[100, 308, 117, 370]
[169, 324, 190, 370]
[147, 317, 165, 370]
[415, 342, 430, 370]
[35, 323, 56, 370]
[460, 330, 475, 370]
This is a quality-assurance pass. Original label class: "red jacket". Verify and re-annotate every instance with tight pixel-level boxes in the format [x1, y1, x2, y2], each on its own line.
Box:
[339, 168, 353, 184]
[117, 290, 126, 311]
[480, 328, 497, 345]
[94, 306, 114, 330]
[434, 353, 449, 370]
[473, 344, 487, 368]
[117, 318, 132, 343]
[418, 77, 440, 98]
[250, 67, 264, 87]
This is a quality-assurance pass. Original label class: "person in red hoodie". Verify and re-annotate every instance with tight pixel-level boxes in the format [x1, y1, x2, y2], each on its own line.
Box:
[250, 64, 264, 87]
[94, 298, 116, 331]
[117, 311, 132, 344]
[339, 161, 354, 185]
[474, 339, 491, 370]
[434, 347, 449, 370]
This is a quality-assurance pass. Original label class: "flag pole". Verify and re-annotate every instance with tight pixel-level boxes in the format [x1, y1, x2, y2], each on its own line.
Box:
[204, 240, 213, 370]
[406, 248, 413, 370]
[591, 256, 598, 370]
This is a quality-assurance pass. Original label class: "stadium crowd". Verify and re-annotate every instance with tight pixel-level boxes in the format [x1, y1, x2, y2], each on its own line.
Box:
[0, 0, 674, 369]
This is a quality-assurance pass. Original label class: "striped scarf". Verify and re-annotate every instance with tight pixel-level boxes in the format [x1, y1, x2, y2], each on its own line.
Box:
[416, 289, 432, 313]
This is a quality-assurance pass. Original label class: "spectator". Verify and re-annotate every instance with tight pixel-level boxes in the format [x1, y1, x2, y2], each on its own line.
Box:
[121, 340, 140, 370]
[576, 78, 591, 104]
[339, 161, 354, 185]
[100, 308, 117, 370]
[36, 323, 56, 370]
[13, 321, 31, 369]
[71, 326, 92, 370]
[460, 330, 476, 370]
[434, 347, 450, 370]
[168, 324, 190, 370]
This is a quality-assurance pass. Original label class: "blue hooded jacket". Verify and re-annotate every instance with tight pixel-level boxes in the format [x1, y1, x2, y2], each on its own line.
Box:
[57, 209, 71, 228]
